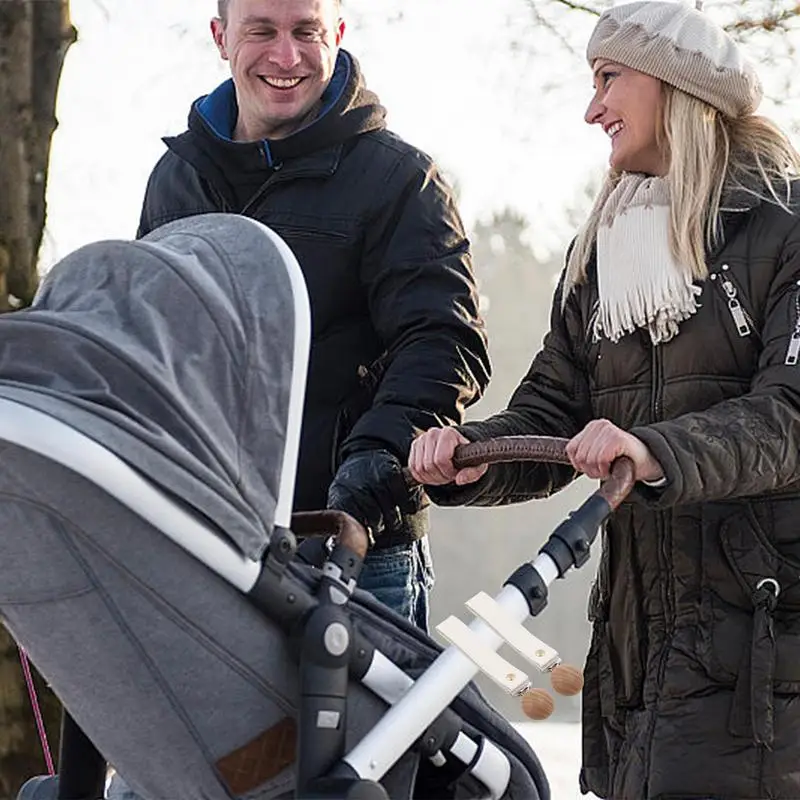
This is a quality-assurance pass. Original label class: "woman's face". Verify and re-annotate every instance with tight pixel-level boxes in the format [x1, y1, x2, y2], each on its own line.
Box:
[585, 61, 668, 176]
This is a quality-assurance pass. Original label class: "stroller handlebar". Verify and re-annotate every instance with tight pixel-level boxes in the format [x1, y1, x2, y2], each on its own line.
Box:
[415, 434, 637, 512]
[309, 437, 636, 565]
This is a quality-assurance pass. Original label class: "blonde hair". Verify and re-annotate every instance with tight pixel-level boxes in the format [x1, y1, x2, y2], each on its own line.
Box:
[564, 84, 800, 299]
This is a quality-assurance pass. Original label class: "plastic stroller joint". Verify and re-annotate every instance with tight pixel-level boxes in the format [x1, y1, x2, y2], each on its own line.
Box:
[248, 565, 316, 629]
[539, 493, 610, 578]
[416, 707, 462, 758]
[505, 563, 549, 617]
[327, 540, 365, 587]
[298, 603, 353, 795]
[266, 526, 297, 572]
[348, 635, 376, 682]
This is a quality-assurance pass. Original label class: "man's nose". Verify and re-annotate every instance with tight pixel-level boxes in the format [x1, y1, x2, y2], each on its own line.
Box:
[269, 35, 301, 70]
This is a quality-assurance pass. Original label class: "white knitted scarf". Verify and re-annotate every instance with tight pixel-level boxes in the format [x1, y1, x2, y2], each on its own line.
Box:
[594, 174, 702, 346]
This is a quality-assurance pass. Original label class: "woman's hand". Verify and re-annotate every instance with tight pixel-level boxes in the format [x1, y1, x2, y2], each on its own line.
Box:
[408, 427, 489, 486]
[566, 419, 664, 482]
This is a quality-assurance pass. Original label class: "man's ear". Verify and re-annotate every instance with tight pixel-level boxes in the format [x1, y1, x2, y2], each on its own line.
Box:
[211, 17, 229, 60]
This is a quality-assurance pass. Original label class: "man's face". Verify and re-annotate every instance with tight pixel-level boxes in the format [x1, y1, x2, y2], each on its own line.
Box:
[212, 0, 345, 141]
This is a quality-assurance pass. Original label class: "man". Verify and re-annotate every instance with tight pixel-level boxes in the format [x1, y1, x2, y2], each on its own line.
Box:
[137, 0, 490, 630]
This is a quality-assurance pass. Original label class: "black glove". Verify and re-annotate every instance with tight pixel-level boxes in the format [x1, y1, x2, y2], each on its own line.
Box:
[327, 449, 428, 541]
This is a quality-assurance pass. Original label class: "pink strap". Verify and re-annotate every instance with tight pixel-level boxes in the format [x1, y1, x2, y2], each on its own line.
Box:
[18, 645, 55, 775]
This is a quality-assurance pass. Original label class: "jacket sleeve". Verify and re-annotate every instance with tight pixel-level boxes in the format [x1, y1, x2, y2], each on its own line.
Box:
[340, 152, 491, 460]
[429, 277, 592, 507]
[631, 215, 800, 506]
[136, 153, 170, 239]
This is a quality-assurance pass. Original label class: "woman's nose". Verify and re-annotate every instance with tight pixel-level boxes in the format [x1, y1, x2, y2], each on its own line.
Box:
[585, 96, 604, 126]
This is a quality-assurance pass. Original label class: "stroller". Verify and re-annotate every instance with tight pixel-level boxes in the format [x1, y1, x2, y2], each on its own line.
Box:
[0, 215, 632, 800]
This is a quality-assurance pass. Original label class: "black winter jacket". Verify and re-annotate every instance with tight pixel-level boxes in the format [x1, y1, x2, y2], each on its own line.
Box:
[138, 51, 490, 539]
[433, 185, 800, 799]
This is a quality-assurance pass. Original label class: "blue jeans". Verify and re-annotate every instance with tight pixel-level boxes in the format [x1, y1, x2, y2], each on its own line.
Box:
[357, 538, 435, 632]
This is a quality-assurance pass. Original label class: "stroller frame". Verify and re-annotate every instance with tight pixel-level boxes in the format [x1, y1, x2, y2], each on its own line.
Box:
[7, 398, 632, 800]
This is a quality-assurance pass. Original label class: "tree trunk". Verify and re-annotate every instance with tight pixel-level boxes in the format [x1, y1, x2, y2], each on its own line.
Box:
[0, 2, 75, 796]
[0, 0, 75, 308]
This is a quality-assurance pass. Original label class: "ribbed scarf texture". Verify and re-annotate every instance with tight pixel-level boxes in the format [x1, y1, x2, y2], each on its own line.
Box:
[594, 174, 701, 345]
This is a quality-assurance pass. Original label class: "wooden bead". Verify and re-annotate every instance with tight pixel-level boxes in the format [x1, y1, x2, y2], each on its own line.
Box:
[521, 688, 554, 720]
[550, 664, 584, 696]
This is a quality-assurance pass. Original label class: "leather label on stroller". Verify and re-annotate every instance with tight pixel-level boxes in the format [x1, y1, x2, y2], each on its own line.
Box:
[216, 716, 297, 794]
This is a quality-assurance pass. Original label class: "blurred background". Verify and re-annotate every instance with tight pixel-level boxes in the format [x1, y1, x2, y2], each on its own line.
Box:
[1, 1, 799, 796]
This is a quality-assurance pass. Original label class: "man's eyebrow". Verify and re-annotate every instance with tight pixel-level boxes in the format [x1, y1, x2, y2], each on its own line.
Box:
[239, 15, 323, 27]
[240, 15, 276, 25]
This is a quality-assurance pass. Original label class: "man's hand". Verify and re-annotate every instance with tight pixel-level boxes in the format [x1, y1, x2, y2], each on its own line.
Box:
[565, 419, 664, 483]
[327, 449, 427, 538]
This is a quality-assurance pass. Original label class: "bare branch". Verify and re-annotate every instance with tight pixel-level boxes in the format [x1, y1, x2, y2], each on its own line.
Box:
[522, 0, 583, 57]
[549, 0, 601, 16]
[727, 4, 800, 34]
[528, 0, 800, 38]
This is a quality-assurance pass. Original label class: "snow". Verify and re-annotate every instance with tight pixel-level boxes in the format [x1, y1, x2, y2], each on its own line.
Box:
[516, 722, 599, 799]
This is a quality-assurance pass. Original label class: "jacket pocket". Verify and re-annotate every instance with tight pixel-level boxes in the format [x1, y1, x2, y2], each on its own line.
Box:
[270, 224, 351, 244]
[697, 504, 800, 744]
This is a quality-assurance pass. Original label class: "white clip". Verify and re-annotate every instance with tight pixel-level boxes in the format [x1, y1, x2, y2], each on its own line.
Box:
[465, 592, 561, 673]
[436, 616, 530, 695]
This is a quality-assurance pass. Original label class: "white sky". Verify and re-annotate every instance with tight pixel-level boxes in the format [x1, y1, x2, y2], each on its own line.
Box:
[42, 0, 798, 270]
[42, 0, 610, 270]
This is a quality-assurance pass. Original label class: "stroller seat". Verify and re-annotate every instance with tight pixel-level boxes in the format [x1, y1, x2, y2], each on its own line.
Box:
[0, 215, 550, 800]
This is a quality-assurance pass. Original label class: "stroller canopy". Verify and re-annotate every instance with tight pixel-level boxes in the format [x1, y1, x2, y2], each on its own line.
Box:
[0, 214, 310, 560]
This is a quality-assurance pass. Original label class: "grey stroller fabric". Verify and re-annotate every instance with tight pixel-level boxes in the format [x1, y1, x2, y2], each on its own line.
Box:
[0, 439, 420, 800]
[0, 215, 549, 799]
[0, 214, 306, 561]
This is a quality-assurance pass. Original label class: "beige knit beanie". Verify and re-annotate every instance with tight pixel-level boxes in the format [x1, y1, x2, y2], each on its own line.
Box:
[587, 1, 763, 118]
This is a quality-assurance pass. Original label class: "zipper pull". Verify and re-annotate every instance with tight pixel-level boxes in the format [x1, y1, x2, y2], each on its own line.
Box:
[785, 282, 800, 365]
[786, 333, 800, 365]
[721, 280, 750, 336]
[727, 298, 751, 337]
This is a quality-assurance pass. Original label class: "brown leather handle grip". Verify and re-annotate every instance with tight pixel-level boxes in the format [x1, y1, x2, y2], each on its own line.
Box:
[291, 510, 370, 560]
[452, 435, 572, 470]
[447, 435, 636, 512]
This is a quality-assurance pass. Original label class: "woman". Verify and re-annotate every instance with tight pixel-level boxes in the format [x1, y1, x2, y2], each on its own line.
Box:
[409, 2, 800, 798]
